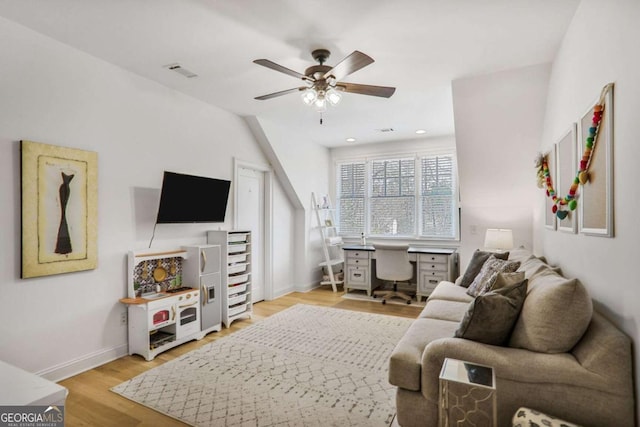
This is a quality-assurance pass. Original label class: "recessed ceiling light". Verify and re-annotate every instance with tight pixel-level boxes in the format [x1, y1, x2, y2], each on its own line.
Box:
[346, 137, 356, 143]
[164, 63, 198, 78]
[415, 129, 427, 134]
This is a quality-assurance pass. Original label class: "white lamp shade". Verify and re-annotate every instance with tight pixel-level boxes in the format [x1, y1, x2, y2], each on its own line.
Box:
[484, 229, 513, 251]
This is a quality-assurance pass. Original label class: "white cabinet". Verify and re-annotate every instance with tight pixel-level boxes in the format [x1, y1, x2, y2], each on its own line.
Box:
[413, 248, 457, 301]
[183, 245, 222, 335]
[126, 289, 202, 361]
[344, 247, 375, 296]
[207, 230, 253, 328]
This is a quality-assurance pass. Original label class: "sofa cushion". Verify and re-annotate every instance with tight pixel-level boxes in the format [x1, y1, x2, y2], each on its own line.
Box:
[427, 281, 474, 303]
[466, 256, 521, 297]
[517, 255, 561, 279]
[455, 279, 528, 345]
[420, 299, 470, 322]
[507, 246, 534, 264]
[490, 271, 525, 291]
[509, 268, 592, 353]
[389, 318, 459, 391]
[459, 249, 509, 288]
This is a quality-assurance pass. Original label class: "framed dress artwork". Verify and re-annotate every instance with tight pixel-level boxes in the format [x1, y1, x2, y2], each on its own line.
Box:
[21, 140, 98, 278]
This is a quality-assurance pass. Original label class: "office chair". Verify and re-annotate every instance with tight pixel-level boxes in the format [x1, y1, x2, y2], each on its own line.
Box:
[372, 244, 414, 304]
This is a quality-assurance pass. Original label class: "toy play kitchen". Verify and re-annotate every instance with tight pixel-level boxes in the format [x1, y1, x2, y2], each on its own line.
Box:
[120, 247, 222, 361]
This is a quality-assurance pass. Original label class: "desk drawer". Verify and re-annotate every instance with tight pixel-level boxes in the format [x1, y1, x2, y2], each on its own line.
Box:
[345, 251, 370, 260]
[420, 262, 448, 272]
[419, 271, 447, 294]
[347, 265, 369, 286]
[347, 258, 369, 266]
[418, 254, 448, 264]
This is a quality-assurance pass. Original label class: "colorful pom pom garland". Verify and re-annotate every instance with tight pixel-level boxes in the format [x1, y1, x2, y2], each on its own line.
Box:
[537, 83, 613, 219]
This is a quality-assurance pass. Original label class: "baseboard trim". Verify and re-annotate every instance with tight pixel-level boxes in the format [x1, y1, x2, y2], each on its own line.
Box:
[37, 344, 128, 382]
[295, 281, 319, 293]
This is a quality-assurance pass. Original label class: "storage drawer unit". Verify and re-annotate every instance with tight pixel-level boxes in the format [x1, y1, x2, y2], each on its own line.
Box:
[413, 248, 457, 301]
[207, 230, 253, 328]
[343, 246, 375, 296]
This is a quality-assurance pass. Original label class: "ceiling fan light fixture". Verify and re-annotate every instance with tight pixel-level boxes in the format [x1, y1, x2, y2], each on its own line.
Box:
[314, 96, 327, 112]
[301, 88, 317, 105]
[326, 88, 342, 106]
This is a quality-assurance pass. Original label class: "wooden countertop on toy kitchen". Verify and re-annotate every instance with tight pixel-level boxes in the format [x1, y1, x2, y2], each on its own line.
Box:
[119, 287, 198, 305]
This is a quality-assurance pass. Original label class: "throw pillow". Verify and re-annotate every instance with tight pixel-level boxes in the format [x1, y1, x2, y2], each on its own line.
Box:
[458, 249, 510, 288]
[455, 278, 528, 346]
[489, 272, 525, 292]
[509, 269, 592, 353]
[466, 256, 521, 297]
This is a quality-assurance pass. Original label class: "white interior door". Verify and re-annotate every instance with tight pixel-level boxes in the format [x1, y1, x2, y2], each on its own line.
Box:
[236, 167, 264, 302]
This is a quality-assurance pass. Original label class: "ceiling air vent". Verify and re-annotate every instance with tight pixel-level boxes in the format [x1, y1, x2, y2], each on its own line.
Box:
[164, 63, 198, 78]
[378, 128, 395, 133]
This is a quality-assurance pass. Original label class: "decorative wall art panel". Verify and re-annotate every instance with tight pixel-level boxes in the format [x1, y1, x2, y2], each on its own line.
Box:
[579, 85, 614, 237]
[542, 147, 557, 231]
[537, 83, 614, 238]
[556, 124, 578, 234]
[21, 140, 98, 278]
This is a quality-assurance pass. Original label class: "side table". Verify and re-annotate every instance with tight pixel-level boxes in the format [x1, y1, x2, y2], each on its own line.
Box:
[439, 358, 496, 427]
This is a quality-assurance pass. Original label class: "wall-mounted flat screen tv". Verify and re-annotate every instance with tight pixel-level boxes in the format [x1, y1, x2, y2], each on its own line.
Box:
[156, 171, 231, 223]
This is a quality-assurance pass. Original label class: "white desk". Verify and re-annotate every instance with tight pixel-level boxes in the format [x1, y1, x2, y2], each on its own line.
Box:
[342, 245, 458, 300]
[0, 360, 68, 406]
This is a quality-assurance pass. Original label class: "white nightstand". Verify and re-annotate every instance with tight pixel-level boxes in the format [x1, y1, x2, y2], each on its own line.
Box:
[439, 358, 496, 427]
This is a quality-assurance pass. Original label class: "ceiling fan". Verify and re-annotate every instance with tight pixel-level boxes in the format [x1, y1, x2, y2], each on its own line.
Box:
[253, 49, 396, 113]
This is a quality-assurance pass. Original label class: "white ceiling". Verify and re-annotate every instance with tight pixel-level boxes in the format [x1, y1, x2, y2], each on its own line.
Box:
[0, 0, 580, 147]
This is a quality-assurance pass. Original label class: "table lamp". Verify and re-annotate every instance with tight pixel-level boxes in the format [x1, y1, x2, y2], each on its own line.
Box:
[484, 229, 513, 252]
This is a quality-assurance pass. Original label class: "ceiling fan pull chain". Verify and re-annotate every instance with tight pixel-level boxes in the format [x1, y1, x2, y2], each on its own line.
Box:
[320, 112, 323, 125]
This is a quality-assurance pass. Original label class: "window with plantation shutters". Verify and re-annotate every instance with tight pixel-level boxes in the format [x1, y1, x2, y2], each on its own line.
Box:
[370, 158, 415, 236]
[335, 152, 458, 240]
[336, 162, 365, 235]
[420, 155, 456, 238]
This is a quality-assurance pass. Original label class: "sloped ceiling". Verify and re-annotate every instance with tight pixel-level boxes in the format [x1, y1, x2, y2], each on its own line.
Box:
[0, 0, 579, 146]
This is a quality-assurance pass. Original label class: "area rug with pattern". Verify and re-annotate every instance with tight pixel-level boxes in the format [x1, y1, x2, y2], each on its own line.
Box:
[111, 304, 413, 426]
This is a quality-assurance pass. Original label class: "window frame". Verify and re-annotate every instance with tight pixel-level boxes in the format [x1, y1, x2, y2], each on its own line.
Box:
[335, 150, 460, 241]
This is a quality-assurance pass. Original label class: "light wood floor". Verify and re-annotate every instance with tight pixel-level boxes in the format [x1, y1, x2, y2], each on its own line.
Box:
[59, 287, 421, 426]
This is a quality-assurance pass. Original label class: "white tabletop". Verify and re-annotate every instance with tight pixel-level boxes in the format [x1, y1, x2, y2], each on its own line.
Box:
[0, 360, 68, 406]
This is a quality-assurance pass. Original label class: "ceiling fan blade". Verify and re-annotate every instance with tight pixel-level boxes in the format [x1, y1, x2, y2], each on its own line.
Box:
[253, 59, 309, 81]
[323, 51, 374, 81]
[337, 83, 396, 98]
[254, 87, 305, 100]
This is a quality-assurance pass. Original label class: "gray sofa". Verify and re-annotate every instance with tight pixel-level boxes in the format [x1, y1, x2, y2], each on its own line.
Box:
[389, 247, 635, 427]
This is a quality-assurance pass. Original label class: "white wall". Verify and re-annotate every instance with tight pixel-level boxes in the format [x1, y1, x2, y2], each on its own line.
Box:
[0, 17, 295, 379]
[252, 118, 332, 290]
[452, 64, 551, 271]
[537, 0, 640, 416]
[272, 181, 296, 297]
[331, 136, 456, 163]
